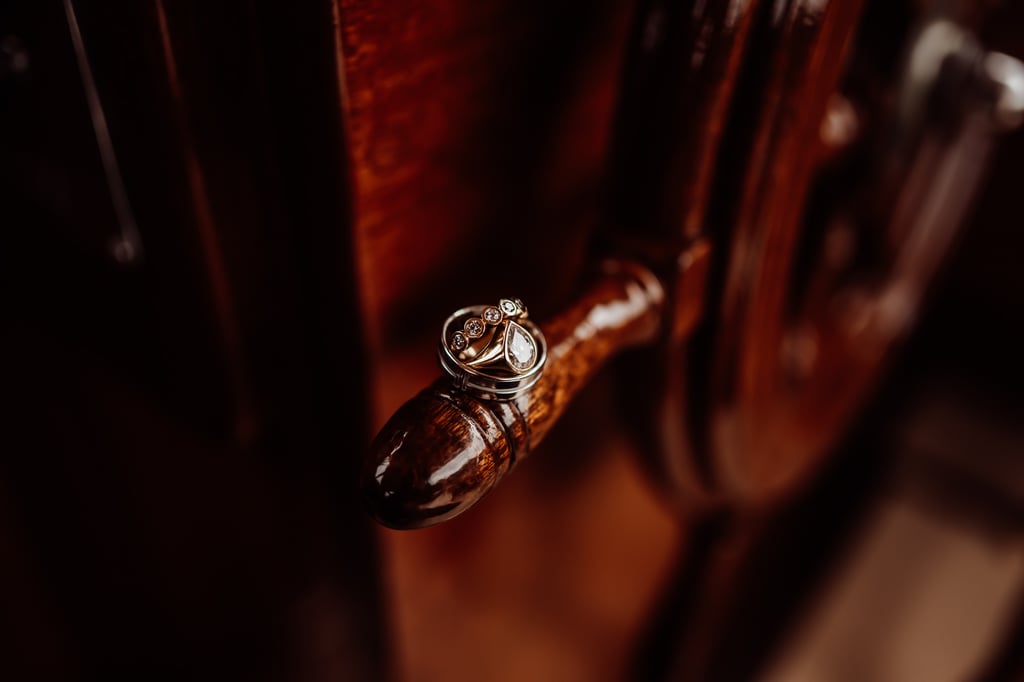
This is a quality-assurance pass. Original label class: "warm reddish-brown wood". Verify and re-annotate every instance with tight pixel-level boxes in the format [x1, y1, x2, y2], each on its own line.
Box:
[336, 0, 637, 349]
[8, 0, 1022, 679]
[363, 263, 663, 528]
[605, 0, 761, 248]
[2, 2, 389, 679]
[600, 0, 762, 510]
[699, 0, 869, 503]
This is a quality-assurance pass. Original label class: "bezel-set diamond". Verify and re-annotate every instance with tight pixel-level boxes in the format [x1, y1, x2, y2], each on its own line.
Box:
[439, 299, 546, 400]
[483, 306, 502, 324]
[450, 331, 469, 351]
[498, 298, 523, 317]
[464, 317, 486, 338]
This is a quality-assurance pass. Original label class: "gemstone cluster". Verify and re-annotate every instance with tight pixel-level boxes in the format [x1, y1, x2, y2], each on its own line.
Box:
[449, 298, 537, 374]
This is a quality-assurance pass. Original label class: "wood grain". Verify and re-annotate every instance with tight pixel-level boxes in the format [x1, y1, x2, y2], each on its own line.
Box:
[336, 0, 637, 349]
[362, 263, 663, 528]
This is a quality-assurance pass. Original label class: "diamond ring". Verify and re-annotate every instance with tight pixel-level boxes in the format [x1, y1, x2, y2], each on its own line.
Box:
[437, 298, 547, 399]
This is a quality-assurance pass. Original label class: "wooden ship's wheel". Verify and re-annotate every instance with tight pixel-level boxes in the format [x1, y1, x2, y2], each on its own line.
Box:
[364, 1, 1024, 525]
[2, 0, 1022, 680]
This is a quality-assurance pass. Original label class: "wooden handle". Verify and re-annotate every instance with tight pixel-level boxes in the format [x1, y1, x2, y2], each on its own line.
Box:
[362, 262, 663, 529]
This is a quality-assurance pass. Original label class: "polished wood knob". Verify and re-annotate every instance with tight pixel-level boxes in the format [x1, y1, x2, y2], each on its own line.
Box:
[362, 262, 663, 529]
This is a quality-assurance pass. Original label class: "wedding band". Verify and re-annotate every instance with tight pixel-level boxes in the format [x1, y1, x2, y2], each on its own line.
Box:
[437, 298, 547, 399]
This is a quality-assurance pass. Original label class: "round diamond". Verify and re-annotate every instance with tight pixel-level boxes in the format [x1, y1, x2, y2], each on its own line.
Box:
[483, 306, 502, 324]
[500, 299, 517, 315]
[450, 331, 468, 351]
[464, 317, 485, 338]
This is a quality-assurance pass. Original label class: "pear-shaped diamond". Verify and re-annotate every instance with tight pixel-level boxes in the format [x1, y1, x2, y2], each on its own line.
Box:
[504, 322, 537, 373]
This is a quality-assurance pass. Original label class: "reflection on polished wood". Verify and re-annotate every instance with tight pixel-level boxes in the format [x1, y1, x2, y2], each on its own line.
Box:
[380, 416, 680, 682]
[363, 264, 663, 528]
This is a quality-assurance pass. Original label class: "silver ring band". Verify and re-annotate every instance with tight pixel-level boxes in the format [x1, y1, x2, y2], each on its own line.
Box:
[437, 299, 547, 400]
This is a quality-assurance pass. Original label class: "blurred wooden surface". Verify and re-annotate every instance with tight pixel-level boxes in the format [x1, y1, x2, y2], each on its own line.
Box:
[338, 0, 636, 346]
[373, 358, 680, 682]
[354, 1, 1024, 680]
[2, 1, 388, 679]
[2, 0, 1023, 680]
